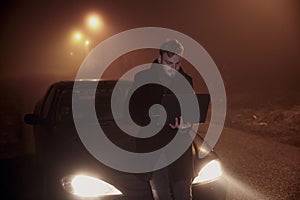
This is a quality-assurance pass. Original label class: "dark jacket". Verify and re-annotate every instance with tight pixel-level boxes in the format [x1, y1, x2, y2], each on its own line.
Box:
[128, 60, 194, 181]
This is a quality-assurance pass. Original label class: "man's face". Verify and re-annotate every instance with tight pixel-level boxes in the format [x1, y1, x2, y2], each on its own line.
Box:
[159, 53, 182, 78]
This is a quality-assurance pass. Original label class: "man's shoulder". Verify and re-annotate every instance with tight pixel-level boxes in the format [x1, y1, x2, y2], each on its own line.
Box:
[179, 68, 193, 85]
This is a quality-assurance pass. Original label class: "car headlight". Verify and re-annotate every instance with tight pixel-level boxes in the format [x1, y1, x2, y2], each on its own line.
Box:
[61, 175, 122, 198]
[192, 160, 222, 184]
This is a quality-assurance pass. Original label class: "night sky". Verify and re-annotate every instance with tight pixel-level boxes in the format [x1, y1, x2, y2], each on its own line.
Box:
[1, 0, 299, 112]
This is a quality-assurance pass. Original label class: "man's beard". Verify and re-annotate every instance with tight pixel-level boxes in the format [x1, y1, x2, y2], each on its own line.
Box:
[163, 66, 177, 78]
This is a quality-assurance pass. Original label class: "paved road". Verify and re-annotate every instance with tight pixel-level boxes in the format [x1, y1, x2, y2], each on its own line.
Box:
[213, 127, 300, 200]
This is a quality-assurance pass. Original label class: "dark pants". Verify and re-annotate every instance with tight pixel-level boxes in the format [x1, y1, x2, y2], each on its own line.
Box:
[150, 167, 173, 200]
[119, 168, 192, 200]
[151, 167, 192, 200]
[172, 179, 192, 200]
[118, 173, 154, 200]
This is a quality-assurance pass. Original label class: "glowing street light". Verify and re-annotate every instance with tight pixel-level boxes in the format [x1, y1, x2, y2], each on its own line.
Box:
[86, 14, 102, 30]
[73, 31, 82, 41]
[69, 13, 103, 56]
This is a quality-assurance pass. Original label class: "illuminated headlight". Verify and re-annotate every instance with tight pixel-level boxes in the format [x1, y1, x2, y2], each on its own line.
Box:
[192, 160, 222, 184]
[61, 175, 122, 198]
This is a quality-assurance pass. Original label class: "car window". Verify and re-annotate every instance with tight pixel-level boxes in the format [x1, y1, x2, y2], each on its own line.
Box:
[41, 87, 57, 118]
[56, 90, 73, 122]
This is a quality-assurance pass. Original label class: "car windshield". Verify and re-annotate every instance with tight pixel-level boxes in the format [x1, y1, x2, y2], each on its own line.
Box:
[56, 82, 131, 123]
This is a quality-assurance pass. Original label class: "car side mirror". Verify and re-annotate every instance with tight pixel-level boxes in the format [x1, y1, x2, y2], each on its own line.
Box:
[24, 114, 43, 125]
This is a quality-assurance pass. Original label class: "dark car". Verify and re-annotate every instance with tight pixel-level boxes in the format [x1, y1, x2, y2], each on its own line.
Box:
[24, 80, 226, 200]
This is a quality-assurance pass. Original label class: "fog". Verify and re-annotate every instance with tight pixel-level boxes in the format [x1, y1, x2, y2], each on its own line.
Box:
[1, 0, 299, 113]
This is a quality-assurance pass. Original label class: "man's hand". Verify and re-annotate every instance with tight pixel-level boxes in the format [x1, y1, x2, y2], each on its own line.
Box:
[169, 116, 191, 130]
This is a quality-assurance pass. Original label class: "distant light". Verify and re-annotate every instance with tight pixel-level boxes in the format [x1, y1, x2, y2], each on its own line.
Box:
[85, 40, 90, 46]
[73, 32, 82, 41]
[89, 17, 98, 27]
[70, 52, 74, 56]
[86, 14, 102, 30]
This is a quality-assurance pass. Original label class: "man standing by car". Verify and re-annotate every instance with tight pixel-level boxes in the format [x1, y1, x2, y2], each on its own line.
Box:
[128, 39, 194, 200]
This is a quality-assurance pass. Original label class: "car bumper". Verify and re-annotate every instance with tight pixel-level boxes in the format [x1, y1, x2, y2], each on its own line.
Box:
[192, 177, 227, 200]
[57, 178, 226, 200]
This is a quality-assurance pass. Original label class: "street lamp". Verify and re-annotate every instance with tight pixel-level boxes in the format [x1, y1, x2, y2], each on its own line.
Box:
[86, 14, 102, 30]
[68, 12, 103, 58]
[72, 31, 83, 42]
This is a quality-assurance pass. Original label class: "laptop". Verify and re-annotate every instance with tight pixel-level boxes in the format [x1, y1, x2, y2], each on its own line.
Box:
[160, 94, 210, 124]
